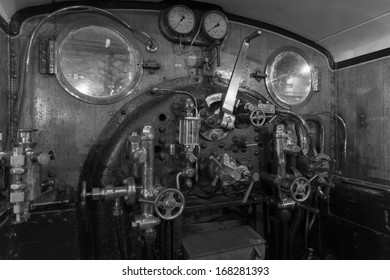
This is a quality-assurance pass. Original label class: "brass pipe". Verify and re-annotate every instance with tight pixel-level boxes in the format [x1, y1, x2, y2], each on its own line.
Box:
[140, 125, 156, 237]
[276, 109, 314, 154]
[295, 123, 310, 155]
[302, 114, 326, 154]
[274, 125, 287, 177]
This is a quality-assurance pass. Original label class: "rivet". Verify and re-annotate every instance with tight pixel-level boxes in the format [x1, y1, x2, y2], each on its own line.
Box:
[159, 153, 166, 161]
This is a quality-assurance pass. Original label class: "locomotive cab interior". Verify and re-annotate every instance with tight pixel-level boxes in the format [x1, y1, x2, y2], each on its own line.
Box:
[0, 0, 389, 260]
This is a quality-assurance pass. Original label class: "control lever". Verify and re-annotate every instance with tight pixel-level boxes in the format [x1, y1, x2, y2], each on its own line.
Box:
[220, 30, 262, 130]
[242, 173, 260, 203]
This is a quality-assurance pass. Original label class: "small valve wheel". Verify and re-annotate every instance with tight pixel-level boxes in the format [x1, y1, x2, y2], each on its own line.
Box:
[249, 109, 266, 127]
[154, 188, 185, 220]
[81, 181, 88, 206]
[289, 177, 311, 202]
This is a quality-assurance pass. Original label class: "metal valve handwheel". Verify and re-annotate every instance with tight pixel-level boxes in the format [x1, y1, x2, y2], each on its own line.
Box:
[154, 188, 185, 220]
[289, 177, 311, 202]
[250, 109, 266, 127]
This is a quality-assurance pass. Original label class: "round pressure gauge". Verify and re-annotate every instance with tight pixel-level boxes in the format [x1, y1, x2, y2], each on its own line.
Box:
[167, 5, 196, 35]
[202, 10, 229, 40]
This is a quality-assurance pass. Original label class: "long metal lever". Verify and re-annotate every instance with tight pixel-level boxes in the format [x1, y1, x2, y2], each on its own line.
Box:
[220, 30, 262, 130]
[242, 173, 260, 203]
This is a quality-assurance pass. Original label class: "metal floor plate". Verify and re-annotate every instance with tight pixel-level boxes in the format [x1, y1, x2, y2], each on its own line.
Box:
[182, 225, 266, 260]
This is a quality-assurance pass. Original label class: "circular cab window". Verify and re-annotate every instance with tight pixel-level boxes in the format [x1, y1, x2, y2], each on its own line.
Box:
[265, 48, 313, 107]
[57, 25, 142, 104]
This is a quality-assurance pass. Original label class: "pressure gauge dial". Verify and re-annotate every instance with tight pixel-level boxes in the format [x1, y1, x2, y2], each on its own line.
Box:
[167, 5, 196, 35]
[202, 10, 229, 40]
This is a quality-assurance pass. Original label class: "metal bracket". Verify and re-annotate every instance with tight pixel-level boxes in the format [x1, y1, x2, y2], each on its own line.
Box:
[39, 39, 56, 75]
[312, 67, 321, 92]
[250, 70, 267, 82]
[142, 60, 161, 74]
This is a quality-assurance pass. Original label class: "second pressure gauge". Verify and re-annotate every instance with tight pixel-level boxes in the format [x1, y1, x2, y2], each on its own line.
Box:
[202, 10, 229, 40]
[167, 5, 196, 35]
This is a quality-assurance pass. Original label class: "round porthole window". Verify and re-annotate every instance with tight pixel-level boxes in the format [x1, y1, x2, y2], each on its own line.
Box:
[57, 25, 142, 104]
[265, 48, 313, 107]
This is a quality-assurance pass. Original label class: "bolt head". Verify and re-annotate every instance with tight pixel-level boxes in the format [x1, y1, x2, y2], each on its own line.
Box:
[143, 125, 153, 134]
[38, 153, 51, 165]
[166, 200, 175, 208]
[134, 150, 147, 164]
[185, 168, 195, 178]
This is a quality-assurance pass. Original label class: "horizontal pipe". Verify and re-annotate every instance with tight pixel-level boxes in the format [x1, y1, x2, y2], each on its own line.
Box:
[260, 173, 278, 187]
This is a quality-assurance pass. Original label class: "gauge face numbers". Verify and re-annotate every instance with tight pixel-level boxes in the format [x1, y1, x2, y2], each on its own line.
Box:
[167, 5, 196, 35]
[202, 11, 228, 40]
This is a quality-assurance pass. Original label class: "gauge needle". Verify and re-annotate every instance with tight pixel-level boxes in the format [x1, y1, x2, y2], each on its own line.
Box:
[175, 16, 185, 28]
[207, 22, 220, 32]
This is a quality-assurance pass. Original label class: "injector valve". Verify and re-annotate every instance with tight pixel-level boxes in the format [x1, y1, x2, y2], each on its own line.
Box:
[3, 129, 53, 223]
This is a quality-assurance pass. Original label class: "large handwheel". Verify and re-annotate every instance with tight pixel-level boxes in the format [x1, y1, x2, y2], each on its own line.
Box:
[154, 188, 185, 220]
[289, 177, 311, 202]
[250, 109, 266, 127]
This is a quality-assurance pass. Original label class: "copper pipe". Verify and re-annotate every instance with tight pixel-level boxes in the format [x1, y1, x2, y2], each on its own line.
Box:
[302, 114, 326, 154]
[276, 109, 314, 154]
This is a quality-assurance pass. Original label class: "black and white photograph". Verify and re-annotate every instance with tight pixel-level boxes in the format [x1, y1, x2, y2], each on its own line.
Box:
[0, 1, 389, 278]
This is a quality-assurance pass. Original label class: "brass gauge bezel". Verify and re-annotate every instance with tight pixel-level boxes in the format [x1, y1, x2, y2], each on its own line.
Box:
[56, 19, 142, 105]
[167, 5, 196, 35]
[265, 46, 313, 108]
[202, 10, 229, 40]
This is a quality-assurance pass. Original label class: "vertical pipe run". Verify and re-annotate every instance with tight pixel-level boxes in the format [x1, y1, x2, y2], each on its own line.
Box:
[140, 125, 156, 238]
[274, 125, 286, 177]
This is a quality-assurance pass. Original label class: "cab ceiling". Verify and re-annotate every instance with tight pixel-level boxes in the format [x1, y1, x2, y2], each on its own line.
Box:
[1, 0, 390, 63]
